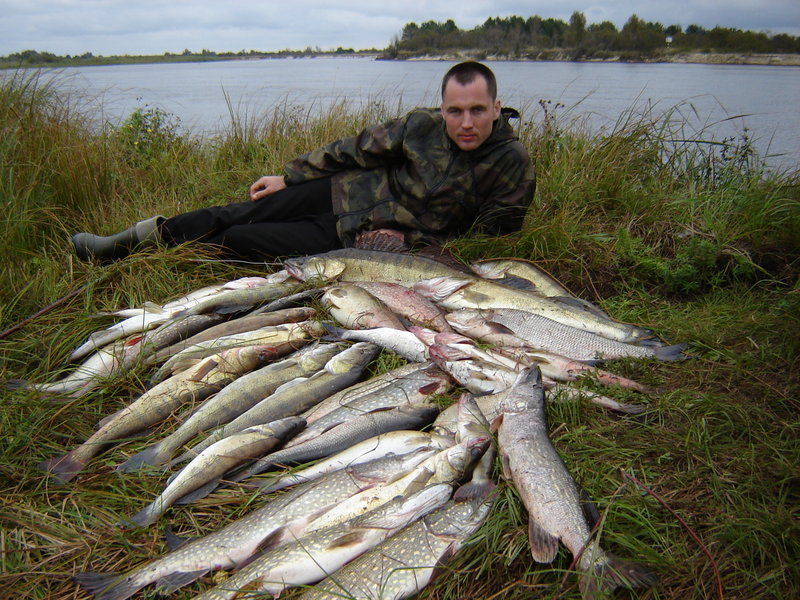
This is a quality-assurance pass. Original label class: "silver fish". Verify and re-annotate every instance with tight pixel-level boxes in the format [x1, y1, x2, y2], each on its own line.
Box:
[73, 452, 438, 600]
[446, 307, 685, 363]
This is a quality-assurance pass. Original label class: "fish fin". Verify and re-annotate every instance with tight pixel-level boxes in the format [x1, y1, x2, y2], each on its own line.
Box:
[579, 554, 658, 599]
[172, 478, 221, 505]
[326, 530, 368, 550]
[117, 444, 166, 472]
[412, 277, 472, 301]
[483, 320, 517, 336]
[654, 342, 688, 361]
[155, 569, 209, 594]
[418, 381, 443, 395]
[163, 525, 192, 550]
[453, 480, 496, 501]
[4, 378, 29, 390]
[255, 527, 287, 554]
[321, 322, 350, 341]
[527, 519, 560, 563]
[39, 451, 83, 484]
[73, 571, 142, 600]
[188, 359, 218, 382]
[580, 489, 602, 529]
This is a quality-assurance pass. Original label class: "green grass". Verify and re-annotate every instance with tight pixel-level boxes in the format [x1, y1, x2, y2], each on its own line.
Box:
[1, 68, 798, 600]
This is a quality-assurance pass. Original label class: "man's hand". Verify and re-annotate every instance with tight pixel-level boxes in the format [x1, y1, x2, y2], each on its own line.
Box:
[249, 176, 287, 201]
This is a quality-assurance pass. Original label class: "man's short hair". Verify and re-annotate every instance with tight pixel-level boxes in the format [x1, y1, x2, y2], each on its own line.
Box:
[441, 61, 497, 101]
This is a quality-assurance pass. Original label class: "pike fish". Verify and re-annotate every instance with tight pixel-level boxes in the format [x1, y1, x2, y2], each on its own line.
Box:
[145, 306, 316, 367]
[446, 308, 685, 363]
[284, 364, 450, 448]
[75, 451, 435, 600]
[296, 479, 496, 600]
[255, 430, 454, 494]
[495, 367, 657, 599]
[169, 342, 379, 468]
[190, 483, 454, 600]
[40, 344, 277, 483]
[151, 319, 325, 383]
[229, 403, 441, 486]
[124, 417, 305, 528]
[118, 342, 343, 471]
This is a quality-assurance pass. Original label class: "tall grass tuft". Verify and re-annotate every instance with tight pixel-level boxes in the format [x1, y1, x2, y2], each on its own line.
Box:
[0, 68, 798, 600]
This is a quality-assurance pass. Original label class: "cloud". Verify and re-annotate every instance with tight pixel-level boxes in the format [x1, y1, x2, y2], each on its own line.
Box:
[1, 0, 798, 56]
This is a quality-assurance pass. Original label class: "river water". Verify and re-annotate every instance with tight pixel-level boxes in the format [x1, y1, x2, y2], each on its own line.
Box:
[23, 56, 800, 171]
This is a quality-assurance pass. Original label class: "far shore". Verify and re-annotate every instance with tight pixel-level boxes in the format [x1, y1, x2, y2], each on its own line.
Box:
[3, 50, 799, 70]
[400, 51, 800, 67]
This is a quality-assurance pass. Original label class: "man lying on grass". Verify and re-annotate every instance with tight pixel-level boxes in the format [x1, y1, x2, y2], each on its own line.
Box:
[72, 61, 535, 263]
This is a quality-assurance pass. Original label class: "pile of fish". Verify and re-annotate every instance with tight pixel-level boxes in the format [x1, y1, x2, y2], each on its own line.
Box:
[19, 247, 683, 599]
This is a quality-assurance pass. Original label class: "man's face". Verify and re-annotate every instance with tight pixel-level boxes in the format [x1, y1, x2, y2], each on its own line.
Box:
[441, 76, 501, 151]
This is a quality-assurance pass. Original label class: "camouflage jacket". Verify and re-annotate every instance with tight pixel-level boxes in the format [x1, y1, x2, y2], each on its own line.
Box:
[283, 107, 535, 247]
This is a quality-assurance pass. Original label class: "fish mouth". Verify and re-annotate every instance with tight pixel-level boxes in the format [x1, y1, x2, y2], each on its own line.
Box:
[284, 260, 303, 280]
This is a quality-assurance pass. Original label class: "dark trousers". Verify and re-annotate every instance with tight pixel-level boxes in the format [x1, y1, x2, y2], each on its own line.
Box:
[160, 178, 341, 261]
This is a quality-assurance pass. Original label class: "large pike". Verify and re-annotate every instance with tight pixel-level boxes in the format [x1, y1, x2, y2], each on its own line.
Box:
[296, 479, 496, 600]
[495, 367, 657, 599]
[190, 484, 454, 600]
[39, 344, 278, 483]
[228, 403, 441, 486]
[74, 451, 439, 600]
[124, 417, 305, 528]
[118, 342, 343, 471]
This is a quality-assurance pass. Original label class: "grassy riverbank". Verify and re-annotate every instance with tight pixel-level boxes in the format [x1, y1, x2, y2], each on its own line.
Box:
[0, 70, 798, 600]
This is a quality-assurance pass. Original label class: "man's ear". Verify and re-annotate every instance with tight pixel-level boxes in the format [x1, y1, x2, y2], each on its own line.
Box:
[493, 99, 502, 120]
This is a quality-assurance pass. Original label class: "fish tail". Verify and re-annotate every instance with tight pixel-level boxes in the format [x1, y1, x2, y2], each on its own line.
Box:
[73, 571, 143, 600]
[38, 449, 87, 483]
[578, 549, 658, 599]
[654, 342, 688, 361]
[117, 443, 169, 472]
[5, 378, 31, 390]
[320, 322, 350, 341]
[125, 503, 161, 529]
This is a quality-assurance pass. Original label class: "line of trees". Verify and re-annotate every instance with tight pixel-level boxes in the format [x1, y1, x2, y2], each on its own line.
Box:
[386, 13, 800, 58]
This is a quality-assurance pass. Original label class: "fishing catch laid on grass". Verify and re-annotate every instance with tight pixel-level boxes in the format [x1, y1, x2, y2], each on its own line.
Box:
[11, 245, 687, 599]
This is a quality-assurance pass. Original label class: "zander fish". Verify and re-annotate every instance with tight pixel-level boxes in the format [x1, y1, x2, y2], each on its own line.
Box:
[124, 417, 305, 528]
[118, 342, 343, 471]
[495, 367, 657, 599]
[39, 344, 277, 483]
[321, 283, 407, 330]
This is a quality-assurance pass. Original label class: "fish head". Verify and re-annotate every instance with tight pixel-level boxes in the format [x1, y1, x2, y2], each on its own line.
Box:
[434, 436, 490, 482]
[324, 341, 379, 374]
[284, 256, 345, 282]
[455, 393, 491, 443]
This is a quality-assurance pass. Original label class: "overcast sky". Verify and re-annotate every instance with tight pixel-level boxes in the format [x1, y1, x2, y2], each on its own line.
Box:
[1, 1, 799, 57]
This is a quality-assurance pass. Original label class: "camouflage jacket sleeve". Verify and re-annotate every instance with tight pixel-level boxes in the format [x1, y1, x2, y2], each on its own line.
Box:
[283, 116, 408, 183]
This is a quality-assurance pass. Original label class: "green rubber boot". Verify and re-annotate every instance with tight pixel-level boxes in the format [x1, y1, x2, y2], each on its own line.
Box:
[72, 215, 164, 262]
